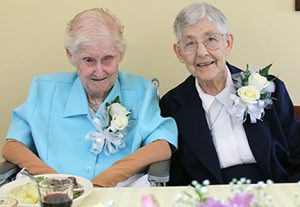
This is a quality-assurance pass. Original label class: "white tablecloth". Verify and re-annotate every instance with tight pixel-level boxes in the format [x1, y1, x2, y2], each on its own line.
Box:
[80, 183, 300, 207]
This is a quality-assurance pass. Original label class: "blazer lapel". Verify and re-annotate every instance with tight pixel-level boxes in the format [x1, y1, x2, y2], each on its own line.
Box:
[173, 77, 223, 182]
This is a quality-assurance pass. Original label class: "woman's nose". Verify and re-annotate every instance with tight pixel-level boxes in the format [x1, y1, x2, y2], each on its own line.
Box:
[196, 42, 209, 57]
[94, 61, 104, 72]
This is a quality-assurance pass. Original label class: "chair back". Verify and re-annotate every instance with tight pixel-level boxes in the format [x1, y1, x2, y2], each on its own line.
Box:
[149, 78, 171, 186]
[151, 78, 160, 99]
[295, 105, 300, 120]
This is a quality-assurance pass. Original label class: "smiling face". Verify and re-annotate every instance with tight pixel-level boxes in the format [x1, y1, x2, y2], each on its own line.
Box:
[174, 19, 233, 92]
[67, 38, 123, 100]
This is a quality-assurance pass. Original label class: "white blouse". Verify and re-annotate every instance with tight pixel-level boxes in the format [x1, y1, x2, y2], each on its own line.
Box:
[195, 68, 256, 168]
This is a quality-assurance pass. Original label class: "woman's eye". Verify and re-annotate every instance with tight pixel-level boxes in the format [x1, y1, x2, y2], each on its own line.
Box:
[83, 57, 96, 64]
[207, 36, 218, 42]
[185, 41, 196, 47]
[101, 55, 114, 64]
[102, 55, 113, 61]
[208, 37, 216, 41]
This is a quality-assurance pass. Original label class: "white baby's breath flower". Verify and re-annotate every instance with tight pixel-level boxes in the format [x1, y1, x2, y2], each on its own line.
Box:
[191, 180, 198, 186]
[238, 85, 260, 103]
[181, 177, 278, 207]
[240, 177, 246, 183]
[257, 181, 266, 188]
[232, 178, 237, 182]
[202, 179, 210, 186]
[248, 72, 270, 91]
[200, 187, 208, 194]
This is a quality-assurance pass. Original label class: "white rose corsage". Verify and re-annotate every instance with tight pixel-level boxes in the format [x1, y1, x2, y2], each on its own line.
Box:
[230, 64, 276, 123]
[85, 96, 131, 155]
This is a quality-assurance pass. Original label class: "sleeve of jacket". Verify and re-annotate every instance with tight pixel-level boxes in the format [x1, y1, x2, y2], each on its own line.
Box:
[159, 93, 191, 185]
[272, 78, 300, 181]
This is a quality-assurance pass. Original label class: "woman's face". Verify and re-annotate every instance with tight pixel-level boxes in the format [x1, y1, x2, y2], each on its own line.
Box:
[174, 19, 233, 85]
[68, 39, 123, 99]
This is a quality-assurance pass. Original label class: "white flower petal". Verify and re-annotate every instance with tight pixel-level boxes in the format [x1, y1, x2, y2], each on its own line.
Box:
[249, 72, 270, 91]
[238, 85, 260, 103]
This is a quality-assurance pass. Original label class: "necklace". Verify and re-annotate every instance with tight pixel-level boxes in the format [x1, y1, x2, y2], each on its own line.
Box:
[207, 104, 224, 131]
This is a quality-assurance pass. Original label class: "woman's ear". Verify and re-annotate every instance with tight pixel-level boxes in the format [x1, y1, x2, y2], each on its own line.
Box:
[66, 49, 75, 66]
[225, 33, 234, 56]
[119, 51, 125, 63]
[173, 43, 185, 63]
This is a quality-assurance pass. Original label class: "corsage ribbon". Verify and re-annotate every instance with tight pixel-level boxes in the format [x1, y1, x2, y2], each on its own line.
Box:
[230, 94, 266, 124]
[85, 117, 125, 155]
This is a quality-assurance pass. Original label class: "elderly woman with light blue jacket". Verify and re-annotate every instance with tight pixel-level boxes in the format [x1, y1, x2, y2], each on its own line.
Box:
[2, 7, 177, 187]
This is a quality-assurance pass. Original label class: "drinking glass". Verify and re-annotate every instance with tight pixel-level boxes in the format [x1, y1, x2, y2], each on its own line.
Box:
[38, 177, 73, 207]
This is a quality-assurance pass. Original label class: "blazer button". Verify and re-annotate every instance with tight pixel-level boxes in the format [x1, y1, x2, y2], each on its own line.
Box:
[86, 166, 92, 174]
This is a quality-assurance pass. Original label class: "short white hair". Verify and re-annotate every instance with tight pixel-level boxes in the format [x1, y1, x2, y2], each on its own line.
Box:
[173, 2, 228, 40]
[64, 8, 126, 55]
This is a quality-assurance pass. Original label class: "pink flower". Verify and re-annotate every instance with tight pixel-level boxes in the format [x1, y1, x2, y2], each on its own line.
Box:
[141, 195, 159, 207]
[196, 193, 254, 207]
[197, 198, 227, 207]
[227, 192, 254, 207]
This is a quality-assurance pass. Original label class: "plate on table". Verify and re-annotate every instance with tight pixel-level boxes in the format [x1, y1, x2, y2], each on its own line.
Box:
[0, 174, 93, 207]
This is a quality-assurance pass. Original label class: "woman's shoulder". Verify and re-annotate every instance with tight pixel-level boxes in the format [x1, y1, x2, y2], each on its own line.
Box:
[32, 71, 78, 85]
[118, 71, 152, 89]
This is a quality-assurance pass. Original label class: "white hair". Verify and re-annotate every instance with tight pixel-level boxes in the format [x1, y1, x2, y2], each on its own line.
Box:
[64, 8, 126, 55]
[173, 2, 228, 40]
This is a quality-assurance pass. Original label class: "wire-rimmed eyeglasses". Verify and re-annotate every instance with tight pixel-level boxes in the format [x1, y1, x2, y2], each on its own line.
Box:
[178, 33, 227, 54]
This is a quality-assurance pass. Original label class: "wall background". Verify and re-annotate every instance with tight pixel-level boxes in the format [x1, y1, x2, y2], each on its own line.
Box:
[1, 0, 300, 154]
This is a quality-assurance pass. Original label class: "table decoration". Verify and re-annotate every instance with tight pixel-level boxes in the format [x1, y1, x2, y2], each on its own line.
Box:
[173, 178, 300, 207]
[141, 195, 159, 207]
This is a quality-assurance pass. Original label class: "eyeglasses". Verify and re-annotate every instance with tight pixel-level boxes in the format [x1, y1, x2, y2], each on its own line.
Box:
[178, 33, 227, 54]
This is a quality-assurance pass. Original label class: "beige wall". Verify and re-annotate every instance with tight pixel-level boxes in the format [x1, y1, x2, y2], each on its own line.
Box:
[1, 0, 300, 153]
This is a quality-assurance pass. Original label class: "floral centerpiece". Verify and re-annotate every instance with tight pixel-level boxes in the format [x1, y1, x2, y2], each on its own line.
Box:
[229, 64, 276, 124]
[90, 179, 300, 207]
[173, 179, 276, 207]
[85, 96, 131, 155]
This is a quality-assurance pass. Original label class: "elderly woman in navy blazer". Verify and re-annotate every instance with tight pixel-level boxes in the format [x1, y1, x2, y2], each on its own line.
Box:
[160, 2, 300, 185]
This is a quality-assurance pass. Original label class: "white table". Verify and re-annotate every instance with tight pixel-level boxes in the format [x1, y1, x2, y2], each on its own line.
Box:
[80, 183, 300, 207]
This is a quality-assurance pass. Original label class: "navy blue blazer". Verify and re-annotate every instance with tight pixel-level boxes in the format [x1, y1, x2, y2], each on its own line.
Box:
[160, 63, 300, 185]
